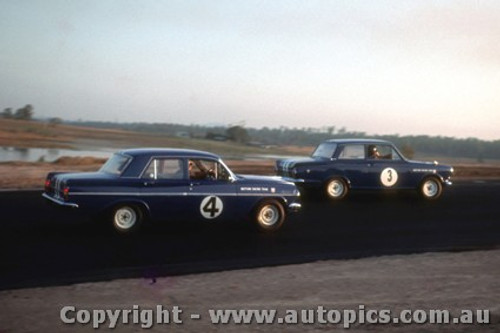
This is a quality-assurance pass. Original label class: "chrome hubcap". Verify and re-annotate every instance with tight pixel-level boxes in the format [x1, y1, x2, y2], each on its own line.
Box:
[423, 180, 438, 197]
[114, 207, 137, 229]
[327, 180, 344, 197]
[258, 205, 279, 226]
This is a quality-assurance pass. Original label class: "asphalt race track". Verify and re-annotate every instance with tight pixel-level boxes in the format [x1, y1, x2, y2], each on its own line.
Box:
[1, 180, 499, 290]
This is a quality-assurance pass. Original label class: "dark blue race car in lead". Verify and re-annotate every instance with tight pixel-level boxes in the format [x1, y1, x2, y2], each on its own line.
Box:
[43, 148, 301, 233]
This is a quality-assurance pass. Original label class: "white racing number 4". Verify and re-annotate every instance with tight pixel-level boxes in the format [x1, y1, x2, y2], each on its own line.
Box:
[200, 196, 223, 219]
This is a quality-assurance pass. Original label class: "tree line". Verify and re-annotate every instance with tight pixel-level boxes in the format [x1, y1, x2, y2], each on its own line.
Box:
[2, 105, 34, 120]
[66, 120, 500, 161]
[2, 105, 498, 161]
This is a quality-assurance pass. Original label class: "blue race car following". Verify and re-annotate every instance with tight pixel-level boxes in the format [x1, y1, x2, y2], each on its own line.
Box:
[43, 148, 301, 233]
[276, 139, 453, 200]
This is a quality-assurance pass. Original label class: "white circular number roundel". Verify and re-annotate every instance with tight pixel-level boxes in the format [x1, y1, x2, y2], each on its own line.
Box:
[380, 167, 398, 187]
[200, 196, 223, 219]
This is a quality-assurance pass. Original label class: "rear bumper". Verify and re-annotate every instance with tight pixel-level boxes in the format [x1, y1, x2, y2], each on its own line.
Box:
[42, 193, 79, 208]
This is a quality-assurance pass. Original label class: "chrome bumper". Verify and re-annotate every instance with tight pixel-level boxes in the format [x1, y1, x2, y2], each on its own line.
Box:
[42, 193, 79, 208]
[444, 179, 453, 186]
[288, 202, 301, 212]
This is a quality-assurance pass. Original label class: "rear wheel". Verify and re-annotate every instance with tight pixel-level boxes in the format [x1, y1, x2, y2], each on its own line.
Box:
[420, 177, 443, 200]
[111, 204, 143, 234]
[324, 178, 348, 200]
[254, 200, 285, 232]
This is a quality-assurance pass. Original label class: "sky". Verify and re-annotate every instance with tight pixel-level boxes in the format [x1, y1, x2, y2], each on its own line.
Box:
[1, 0, 499, 140]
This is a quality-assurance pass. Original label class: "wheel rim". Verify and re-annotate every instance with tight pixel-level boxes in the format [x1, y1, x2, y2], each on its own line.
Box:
[327, 180, 344, 198]
[258, 205, 280, 226]
[114, 207, 137, 230]
[422, 180, 438, 198]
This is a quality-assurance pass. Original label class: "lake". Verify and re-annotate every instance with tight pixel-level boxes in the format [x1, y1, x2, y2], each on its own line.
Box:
[0, 147, 113, 163]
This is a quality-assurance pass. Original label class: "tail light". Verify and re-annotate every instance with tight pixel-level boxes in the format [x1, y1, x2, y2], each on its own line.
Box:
[63, 186, 70, 200]
[44, 179, 51, 192]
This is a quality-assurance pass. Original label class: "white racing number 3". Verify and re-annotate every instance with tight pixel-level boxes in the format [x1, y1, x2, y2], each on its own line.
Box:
[380, 167, 398, 187]
[200, 196, 223, 219]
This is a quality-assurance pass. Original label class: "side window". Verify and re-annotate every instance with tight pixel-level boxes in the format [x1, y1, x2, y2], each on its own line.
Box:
[390, 148, 402, 160]
[312, 143, 337, 158]
[338, 145, 365, 159]
[217, 162, 231, 181]
[367, 145, 402, 160]
[189, 159, 231, 181]
[143, 158, 185, 180]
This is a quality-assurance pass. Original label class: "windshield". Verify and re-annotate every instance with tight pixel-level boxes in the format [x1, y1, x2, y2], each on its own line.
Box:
[312, 142, 337, 158]
[99, 153, 131, 175]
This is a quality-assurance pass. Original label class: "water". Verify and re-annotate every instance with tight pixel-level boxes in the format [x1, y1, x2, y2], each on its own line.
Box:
[0, 147, 307, 163]
[0, 147, 112, 163]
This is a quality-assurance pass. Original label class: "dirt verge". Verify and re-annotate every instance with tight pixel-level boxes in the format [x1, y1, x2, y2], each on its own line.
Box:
[0, 249, 498, 332]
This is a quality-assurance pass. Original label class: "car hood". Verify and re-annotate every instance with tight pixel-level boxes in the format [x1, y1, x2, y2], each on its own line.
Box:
[407, 160, 454, 171]
[235, 174, 300, 195]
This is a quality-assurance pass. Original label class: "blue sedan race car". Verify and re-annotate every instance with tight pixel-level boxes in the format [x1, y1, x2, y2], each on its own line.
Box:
[43, 148, 301, 233]
[276, 139, 454, 200]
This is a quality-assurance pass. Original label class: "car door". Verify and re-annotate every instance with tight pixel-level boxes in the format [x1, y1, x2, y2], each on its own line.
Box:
[334, 144, 368, 189]
[364, 144, 409, 189]
[187, 158, 238, 221]
[140, 157, 191, 220]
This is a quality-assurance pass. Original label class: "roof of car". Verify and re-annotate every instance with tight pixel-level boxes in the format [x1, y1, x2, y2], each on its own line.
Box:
[118, 148, 221, 159]
[323, 138, 392, 145]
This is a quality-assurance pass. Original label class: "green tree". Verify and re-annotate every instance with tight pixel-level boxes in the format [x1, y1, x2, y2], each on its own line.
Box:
[2, 108, 13, 118]
[49, 117, 63, 126]
[14, 104, 34, 120]
[226, 125, 249, 143]
[400, 144, 415, 159]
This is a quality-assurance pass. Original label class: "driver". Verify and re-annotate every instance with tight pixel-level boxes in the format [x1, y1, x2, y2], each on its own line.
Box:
[368, 145, 381, 159]
[189, 160, 215, 180]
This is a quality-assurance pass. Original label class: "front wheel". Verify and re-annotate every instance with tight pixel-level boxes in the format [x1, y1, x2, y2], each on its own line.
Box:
[254, 200, 285, 233]
[419, 178, 443, 200]
[324, 178, 348, 200]
[111, 204, 143, 234]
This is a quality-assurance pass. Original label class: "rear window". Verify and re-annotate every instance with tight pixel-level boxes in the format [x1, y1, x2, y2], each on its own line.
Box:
[99, 153, 131, 175]
[312, 142, 337, 158]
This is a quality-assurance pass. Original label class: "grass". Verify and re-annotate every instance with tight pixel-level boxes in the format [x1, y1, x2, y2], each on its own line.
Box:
[0, 118, 310, 158]
[2, 118, 499, 165]
[412, 153, 500, 166]
[1, 119, 500, 189]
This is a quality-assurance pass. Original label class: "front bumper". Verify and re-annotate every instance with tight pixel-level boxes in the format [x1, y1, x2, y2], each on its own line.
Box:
[42, 193, 79, 208]
[288, 202, 301, 212]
